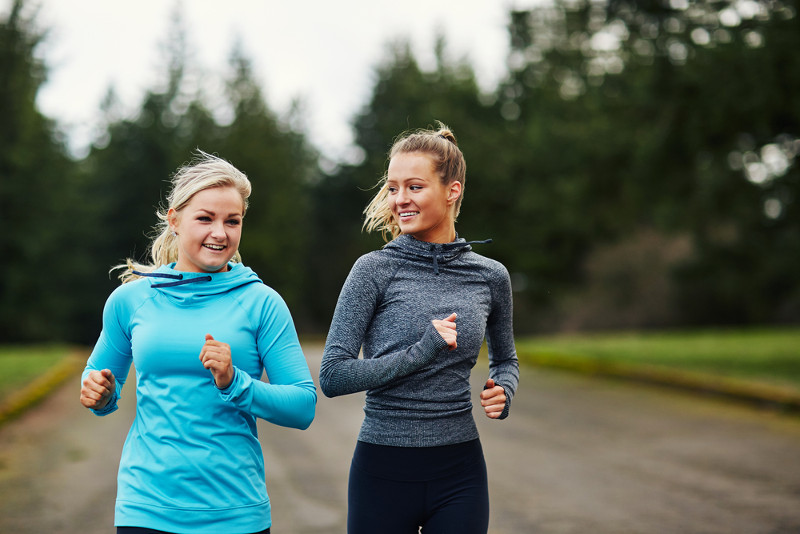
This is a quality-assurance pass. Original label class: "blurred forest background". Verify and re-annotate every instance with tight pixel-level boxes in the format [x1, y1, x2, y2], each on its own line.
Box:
[1, 0, 799, 345]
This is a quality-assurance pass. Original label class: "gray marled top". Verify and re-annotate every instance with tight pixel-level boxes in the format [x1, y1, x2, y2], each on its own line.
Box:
[319, 234, 520, 447]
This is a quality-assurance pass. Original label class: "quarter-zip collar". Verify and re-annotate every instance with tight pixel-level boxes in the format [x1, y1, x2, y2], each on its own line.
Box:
[382, 234, 492, 275]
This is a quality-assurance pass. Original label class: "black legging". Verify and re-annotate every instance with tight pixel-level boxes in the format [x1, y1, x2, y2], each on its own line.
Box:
[347, 438, 490, 534]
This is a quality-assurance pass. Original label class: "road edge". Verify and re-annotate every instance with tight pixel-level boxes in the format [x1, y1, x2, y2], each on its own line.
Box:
[522, 351, 800, 413]
[0, 351, 87, 428]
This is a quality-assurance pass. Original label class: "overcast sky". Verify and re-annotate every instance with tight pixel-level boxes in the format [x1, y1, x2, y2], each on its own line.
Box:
[3, 0, 541, 160]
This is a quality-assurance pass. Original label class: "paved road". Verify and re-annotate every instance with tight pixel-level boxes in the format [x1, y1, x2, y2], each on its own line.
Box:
[1, 343, 800, 533]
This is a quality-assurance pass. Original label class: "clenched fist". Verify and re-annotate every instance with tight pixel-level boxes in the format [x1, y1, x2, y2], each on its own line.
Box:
[80, 369, 116, 410]
[199, 333, 234, 389]
[432, 312, 458, 350]
[480, 378, 506, 419]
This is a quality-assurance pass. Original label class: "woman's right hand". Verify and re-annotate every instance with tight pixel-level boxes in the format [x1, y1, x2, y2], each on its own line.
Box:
[432, 312, 458, 350]
[80, 369, 116, 410]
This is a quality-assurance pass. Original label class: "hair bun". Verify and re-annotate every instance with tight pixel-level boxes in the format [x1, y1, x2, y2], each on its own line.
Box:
[437, 129, 458, 146]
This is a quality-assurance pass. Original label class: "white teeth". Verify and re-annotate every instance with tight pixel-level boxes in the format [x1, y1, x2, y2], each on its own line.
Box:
[400, 212, 418, 217]
[204, 244, 225, 250]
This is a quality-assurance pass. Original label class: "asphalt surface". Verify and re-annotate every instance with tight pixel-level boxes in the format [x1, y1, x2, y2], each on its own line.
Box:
[1, 343, 800, 533]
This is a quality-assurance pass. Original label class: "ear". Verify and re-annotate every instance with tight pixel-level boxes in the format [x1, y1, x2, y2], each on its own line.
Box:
[167, 208, 179, 234]
[446, 181, 462, 205]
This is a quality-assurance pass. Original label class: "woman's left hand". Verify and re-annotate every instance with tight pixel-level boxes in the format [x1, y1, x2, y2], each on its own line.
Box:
[199, 334, 234, 389]
[480, 378, 507, 419]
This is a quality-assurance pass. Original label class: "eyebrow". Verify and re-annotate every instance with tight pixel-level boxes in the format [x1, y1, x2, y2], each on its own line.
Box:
[386, 176, 428, 183]
[195, 208, 243, 217]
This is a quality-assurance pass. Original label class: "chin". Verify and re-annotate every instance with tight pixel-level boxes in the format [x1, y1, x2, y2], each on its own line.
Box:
[203, 262, 229, 273]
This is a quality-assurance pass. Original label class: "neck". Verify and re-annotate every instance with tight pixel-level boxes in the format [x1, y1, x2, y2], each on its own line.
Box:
[409, 224, 456, 244]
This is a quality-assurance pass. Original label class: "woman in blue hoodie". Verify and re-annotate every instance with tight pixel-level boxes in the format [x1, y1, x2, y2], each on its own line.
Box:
[319, 124, 520, 534]
[80, 152, 316, 534]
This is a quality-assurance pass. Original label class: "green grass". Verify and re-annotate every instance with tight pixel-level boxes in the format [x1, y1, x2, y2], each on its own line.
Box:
[0, 345, 75, 403]
[516, 327, 800, 390]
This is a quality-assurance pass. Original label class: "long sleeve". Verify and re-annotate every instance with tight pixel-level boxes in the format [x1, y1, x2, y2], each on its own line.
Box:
[88, 265, 312, 533]
[319, 254, 449, 398]
[485, 263, 520, 419]
[82, 286, 136, 416]
[319, 238, 515, 447]
[218, 290, 316, 430]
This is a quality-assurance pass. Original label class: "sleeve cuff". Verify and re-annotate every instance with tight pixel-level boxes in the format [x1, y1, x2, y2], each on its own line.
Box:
[90, 393, 119, 416]
[216, 368, 242, 399]
[421, 323, 450, 356]
[484, 383, 512, 420]
[499, 384, 513, 419]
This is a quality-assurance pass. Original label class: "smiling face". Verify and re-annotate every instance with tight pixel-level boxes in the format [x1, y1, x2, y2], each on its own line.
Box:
[168, 186, 244, 273]
[386, 152, 462, 244]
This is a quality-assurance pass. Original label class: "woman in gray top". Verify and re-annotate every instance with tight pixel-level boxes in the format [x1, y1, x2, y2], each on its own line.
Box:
[319, 123, 519, 534]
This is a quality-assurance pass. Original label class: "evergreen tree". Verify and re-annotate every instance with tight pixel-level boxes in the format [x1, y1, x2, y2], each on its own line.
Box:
[498, 0, 800, 328]
[75, 7, 221, 342]
[218, 45, 319, 326]
[0, 0, 75, 341]
[309, 38, 504, 327]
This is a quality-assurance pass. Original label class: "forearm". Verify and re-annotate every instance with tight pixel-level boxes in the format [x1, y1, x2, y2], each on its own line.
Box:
[82, 342, 131, 416]
[486, 324, 519, 419]
[319, 324, 448, 397]
[486, 268, 520, 417]
[489, 355, 519, 395]
[219, 368, 317, 429]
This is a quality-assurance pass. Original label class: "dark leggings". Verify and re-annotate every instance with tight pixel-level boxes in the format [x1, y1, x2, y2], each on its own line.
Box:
[118, 528, 270, 534]
[347, 439, 490, 534]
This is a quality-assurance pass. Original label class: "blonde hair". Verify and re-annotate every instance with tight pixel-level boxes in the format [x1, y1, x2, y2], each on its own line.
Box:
[115, 151, 251, 283]
[363, 122, 466, 242]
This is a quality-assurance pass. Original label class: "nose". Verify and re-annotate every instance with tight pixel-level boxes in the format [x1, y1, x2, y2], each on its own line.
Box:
[210, 220, 226, 238]
[395, 187, 409, 205]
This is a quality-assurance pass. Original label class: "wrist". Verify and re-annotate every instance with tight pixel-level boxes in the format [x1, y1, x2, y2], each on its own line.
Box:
[215, 368, 236, 390]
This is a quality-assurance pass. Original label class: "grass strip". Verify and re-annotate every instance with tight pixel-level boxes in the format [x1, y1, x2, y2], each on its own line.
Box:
[517, 327, 800, 411]
[0, 347, 87, 427]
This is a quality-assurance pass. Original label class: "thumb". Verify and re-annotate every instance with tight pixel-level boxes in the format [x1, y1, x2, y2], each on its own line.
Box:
[484, 378, 495, 390]
[205, 333, 215, 342]
[445, 312, 457, 321]
[101, 369, 114, 380]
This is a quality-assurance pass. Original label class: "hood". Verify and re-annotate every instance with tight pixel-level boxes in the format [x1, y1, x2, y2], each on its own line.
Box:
[133, 262, 262, 303]
[382, 234, 492, 275]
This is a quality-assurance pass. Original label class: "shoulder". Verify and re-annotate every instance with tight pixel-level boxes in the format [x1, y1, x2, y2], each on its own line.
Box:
[336, 250, 401, 303]
[462, 251, 513, 301]
[234, 279, 289, 311]
[352, 249, 394, 271]
[240, 277, 278, 297]
[101, 278, 154, 323]
[463, 250, 510, 283]
[107, 277, 153, 306]
[347, 250, 400, 281]
[228, 281, 297, 333]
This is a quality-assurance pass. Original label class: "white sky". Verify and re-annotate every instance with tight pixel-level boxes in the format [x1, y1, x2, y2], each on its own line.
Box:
[3, 0, 541, 161]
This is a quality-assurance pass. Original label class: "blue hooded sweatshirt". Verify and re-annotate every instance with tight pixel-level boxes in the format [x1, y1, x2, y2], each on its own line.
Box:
[83, 262, 316, 533]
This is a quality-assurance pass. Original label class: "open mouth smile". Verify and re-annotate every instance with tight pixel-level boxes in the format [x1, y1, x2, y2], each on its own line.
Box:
[203, 244, 226, 251]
